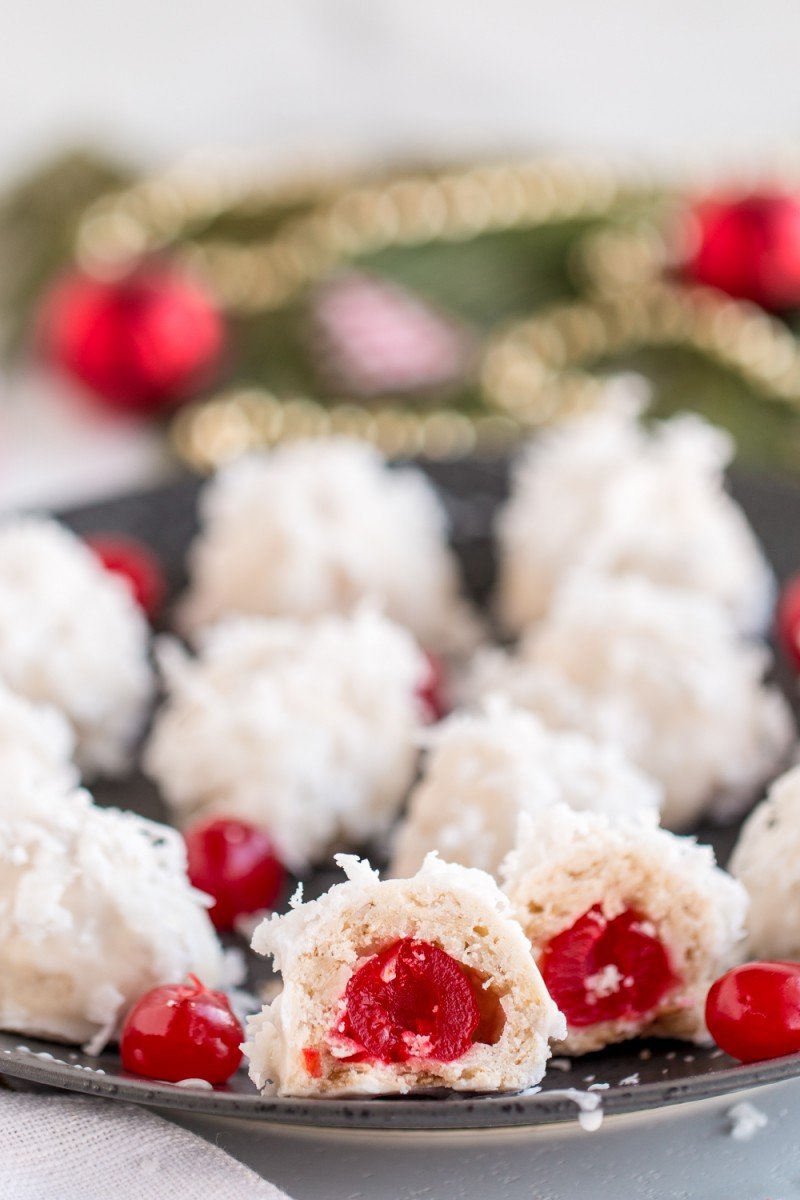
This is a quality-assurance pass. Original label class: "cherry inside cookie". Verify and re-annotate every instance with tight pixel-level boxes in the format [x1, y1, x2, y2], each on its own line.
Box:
[331, 938, 499, 1064]
[540, 905, 677, 1028]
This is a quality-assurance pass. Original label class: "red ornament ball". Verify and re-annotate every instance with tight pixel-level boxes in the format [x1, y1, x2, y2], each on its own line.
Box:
[777, 574, 800, 671]
[686, 192, 800, 310]
[120, 975, 243, 1084]
[417, 650, 449, 724]
[40, 265, 226, 414]
[86, 534, 166, 621]
[706, 961, 800, 1063]
[185, 817, 285, 932]
[540, 905, 676, 1028]
[336, 938, 480, 1064]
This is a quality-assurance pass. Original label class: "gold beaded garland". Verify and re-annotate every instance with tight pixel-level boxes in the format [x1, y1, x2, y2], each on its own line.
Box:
[70, 158, 800, 470]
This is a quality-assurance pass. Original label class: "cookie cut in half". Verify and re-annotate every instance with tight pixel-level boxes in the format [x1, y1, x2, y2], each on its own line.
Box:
[244, 854, 566, 1096]
[501, 806, 748, 1054]
[730, 764, 800, 960]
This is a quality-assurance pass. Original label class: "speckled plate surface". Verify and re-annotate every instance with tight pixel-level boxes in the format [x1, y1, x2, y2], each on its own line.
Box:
[2, 458, 800, 1131]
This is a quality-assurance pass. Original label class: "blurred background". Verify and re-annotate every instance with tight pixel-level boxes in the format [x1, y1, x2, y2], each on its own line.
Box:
[6, 0, 800, 177]
[6, 0, 800, 510]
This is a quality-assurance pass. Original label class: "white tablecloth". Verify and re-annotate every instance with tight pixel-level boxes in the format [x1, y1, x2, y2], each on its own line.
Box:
[0, 1090, 292, 1200]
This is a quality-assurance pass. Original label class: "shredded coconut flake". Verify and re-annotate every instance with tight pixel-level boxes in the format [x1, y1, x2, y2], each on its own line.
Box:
[728, 1101, 768, 1141]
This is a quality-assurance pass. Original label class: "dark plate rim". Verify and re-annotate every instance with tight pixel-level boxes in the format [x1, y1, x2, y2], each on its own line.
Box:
[3, 1037, 800, 1130]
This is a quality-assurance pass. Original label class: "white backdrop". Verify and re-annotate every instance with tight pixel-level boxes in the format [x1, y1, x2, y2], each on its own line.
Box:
[4, 0, 800, 179]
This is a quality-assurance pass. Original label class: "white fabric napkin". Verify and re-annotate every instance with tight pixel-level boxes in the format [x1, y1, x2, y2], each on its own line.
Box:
[0, 1090, 292, 1200]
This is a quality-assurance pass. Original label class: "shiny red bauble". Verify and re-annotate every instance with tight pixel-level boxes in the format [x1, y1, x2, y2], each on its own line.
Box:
[540, 906, 676, 1028]
[40, 265, 226, 414]
[86, 534, 166, 620]
[417, 650, 448, 724]
[705, 961, 800, 1063]
[336, 938, 479, 1064]
[120, 976, 243, 1084]
[185, 817, 285, 932]
[686, 192, 800, 310]
[776, 574, 800, 671]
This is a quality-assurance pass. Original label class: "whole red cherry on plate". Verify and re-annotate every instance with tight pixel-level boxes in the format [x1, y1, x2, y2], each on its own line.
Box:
[40, 265, 226, 415]
[776, 574, 800, 671]
[417, 650, 448, 723]
[120, 976, 243, 1084]
[185, 817, 285, 932]
[705, 961, 800, 1063]
[86, 534, 166, 621]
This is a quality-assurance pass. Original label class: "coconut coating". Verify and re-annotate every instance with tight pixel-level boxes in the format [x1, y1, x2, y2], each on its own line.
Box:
[0, 781, 223, 1051]
[179, 438, 481, 655]
[0, 678, 77, 789]
[0, 518, 153, 776]
[145, 608, 426, 871]
[467, 573, 793, 829]
[389, 699, 661, 878]
[244, 853, 566, 1096]
[497, 387, 773, 635]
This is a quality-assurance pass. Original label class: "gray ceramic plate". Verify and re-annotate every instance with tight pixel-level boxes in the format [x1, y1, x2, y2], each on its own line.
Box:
[2, 459, 800, 1131]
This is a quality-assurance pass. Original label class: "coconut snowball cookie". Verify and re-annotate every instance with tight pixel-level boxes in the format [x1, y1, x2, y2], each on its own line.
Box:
[0, 678, 77, 789]
[501, 807, 748, 1055]
[0, 780, 224, 1052]
[0, 517, 153, 776]
[466, 573, 793, 830]
[178, 437, 481, 656]
[497, 387, 773, 636]
[244, 853, 566, 1096]
[145, 608, 426, 872]
[389, 699, 662, 879]
[729, 764, 800, 959]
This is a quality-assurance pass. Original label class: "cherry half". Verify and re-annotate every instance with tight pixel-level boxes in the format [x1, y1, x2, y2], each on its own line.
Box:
[120, 976, 243, 1084]
[334, 938, 482, 1064]
[86, 534, 166, 621]
[540, 906, 677, 1028]
[706, 961, 800, 1063]
[184, 817, 285, 932]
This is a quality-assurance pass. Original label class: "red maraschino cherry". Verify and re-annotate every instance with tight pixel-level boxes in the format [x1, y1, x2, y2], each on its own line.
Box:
[40, 265, 226, 414]
[540, 906, 677, 1028]
[706, 961, 800, 1063]
[417, 650, 448, 723]
[184, 817, 285, 932]
[335, 938, 480, 1063]
[86, 534, 166, 621]
[120, 976, 243, 1084]
[776, 574, 800, 672]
